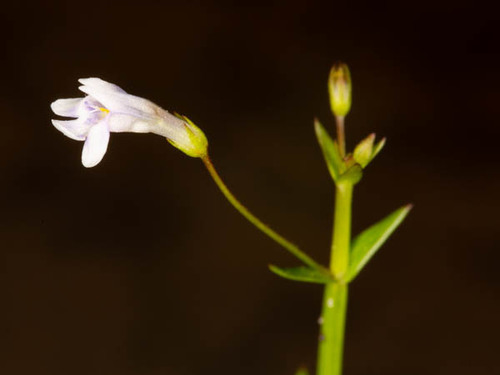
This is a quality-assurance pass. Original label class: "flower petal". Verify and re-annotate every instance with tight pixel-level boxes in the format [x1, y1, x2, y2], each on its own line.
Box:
[51, 98, 83, 118]
[107, 113, 156, 133]
[78, 78, 162, 118]
[81, 121, 110, 168]
[78, 78, 126, 94]
[52, 119, 92, 141]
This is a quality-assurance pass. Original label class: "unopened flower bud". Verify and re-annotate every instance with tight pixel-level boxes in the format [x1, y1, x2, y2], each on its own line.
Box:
[353, 133, 386, 168]
[328, 63, 352, 117]
[353, 133, 375, 167]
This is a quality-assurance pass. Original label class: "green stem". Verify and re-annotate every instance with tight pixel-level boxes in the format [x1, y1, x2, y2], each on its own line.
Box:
[202, 155, 324, 271]
[330, 183, 353, 279]
[317, 282, 348, 375]
[317, 181, 353, 375]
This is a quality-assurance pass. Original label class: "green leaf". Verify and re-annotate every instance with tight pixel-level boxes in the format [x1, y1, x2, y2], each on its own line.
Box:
[314, 119, 345, 181]
[295, 367, 309, 375]
[269, 264, 334, 284]
[347, 204, 412, 281]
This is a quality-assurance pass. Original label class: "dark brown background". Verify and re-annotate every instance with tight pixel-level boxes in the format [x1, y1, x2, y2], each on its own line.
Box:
[0, 1, 498, 374]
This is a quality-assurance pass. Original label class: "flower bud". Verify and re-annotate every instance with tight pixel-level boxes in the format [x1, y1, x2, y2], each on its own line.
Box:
[328, 63, 352, 117]
[353, 133, 375, 168]
[353, 133, 386, 168]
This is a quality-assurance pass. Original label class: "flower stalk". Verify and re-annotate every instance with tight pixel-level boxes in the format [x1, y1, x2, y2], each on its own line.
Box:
[201, 155, 325, 272]
[335, 116, 346, 158]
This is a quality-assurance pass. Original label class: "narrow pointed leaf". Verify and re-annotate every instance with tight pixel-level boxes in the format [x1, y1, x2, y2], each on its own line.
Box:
[347, 204, 412, 281]
[269, 264, 334, 284]
[314, 119, 345, 181]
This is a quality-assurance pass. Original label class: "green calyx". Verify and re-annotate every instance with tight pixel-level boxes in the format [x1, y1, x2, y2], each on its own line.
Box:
[169, 114, 208, 158]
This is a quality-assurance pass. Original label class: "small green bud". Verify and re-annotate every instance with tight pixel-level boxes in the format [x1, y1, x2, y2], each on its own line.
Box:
[353, 133, 386, 168]
[353, 133, 375, 167]
[328, 62, 352, 117]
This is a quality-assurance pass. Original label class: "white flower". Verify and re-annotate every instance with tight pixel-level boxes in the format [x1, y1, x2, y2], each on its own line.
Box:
[51, 78, 208, 167]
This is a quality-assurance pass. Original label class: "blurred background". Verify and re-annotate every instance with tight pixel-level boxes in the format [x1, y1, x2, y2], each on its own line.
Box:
[0, 1, 498, 374]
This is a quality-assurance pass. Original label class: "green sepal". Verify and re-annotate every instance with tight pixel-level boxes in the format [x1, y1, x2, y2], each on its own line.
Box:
[314, 118, 345, 181]
[338, 164, 363, 185]
[372, 137, 386, 160]
[269, 264, 334, 284]
[346, 204, 412, 282]
[172, 111, 185, 121]
[295, 367, 309, 375]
